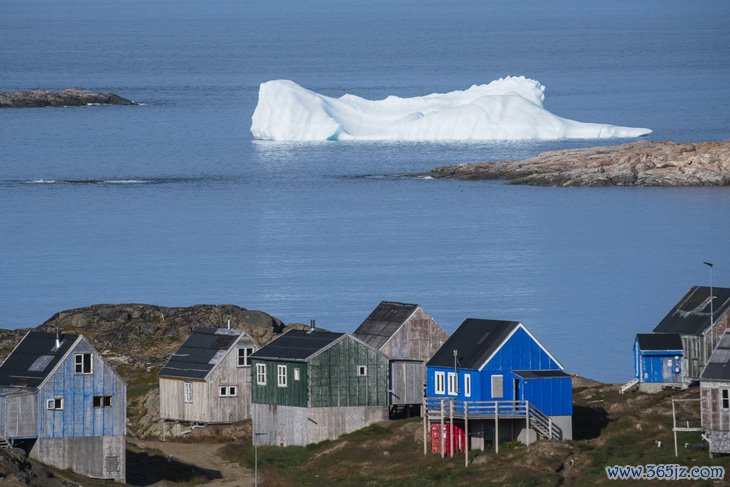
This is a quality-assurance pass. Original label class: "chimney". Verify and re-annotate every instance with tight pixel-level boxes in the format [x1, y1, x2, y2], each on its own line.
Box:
[308, 319, 316, 333]
[227, 319, 231, 330]
[55, 327, 61, 350]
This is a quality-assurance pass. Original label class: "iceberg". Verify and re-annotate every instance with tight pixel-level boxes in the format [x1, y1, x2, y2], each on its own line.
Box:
[250, 77, 651, 142]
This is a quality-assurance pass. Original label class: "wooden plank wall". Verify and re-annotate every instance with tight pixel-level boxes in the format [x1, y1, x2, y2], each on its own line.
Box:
[390, 361, 424, 405]
[380, 307, 448, 361]
[250, 360, 308, 407]
[4, 392, 37, 438]
[701, 381, 730, 432]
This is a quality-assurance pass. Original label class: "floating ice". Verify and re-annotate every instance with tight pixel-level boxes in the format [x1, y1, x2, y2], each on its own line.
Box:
[250, 77, 651, 141]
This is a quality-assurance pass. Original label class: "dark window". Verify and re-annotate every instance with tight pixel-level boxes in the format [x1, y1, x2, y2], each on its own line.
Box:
[238, 347, 254, 367]
[47, 397, 64, 410]
[93, 395, 112, 408]
[74, 353, 92, 374]
[723, 390, 729, 409]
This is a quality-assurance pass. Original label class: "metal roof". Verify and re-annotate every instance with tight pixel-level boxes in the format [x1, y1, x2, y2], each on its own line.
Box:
[701, 332, 730, 381]
[512, 370, 570, 379]
[251, 329, 344, 362]
[353, 301, 419, 350]
[427, 319, 520, 370]
[635, 333, 683, 351]
[158, 327, 242, 380]
[0, 332, 79, 388]
[653, 286, 730, 335]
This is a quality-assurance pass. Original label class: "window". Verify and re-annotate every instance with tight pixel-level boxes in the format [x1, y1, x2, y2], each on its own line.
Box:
[256, 363, 267, 385]
[464, 374, 471, 397]
[723, 390, 729, 410]
[184, 382, 193, 403]
[447, 372, 458, 395]
[491, 375, 504, 398]
[434, 371, 445, 394]
[46, 397, 64, 410]
[277, 364, 288, 387]
[357, 365, 367, 377]
[294, 368, 301, 381]
[219, 386, 238, 397]
[93, 395, 112, 408]
[237, 347, 254, 367]
[666, 359, 672, 366]
[74, 353, 92, 374]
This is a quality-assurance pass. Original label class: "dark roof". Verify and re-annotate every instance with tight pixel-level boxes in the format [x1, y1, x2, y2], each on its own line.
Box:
[0, 332, 79, 388]
[159, 327, 242, 380]
[653, 286, 730, 335]
[635, 333, 683, 351]
[427, 319, 519, 370]
[513, 370, 570, 379]
[701, 333, 730, 381]
[353, 301, 419, 350]
[251, 329, 344, 361]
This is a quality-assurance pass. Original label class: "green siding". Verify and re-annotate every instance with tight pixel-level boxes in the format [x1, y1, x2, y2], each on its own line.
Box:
[251, 359, 308, 407]
[309, 337, 388, 407]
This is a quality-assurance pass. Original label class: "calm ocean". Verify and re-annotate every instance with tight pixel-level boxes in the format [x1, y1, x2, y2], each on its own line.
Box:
[1, 0, 729, 381]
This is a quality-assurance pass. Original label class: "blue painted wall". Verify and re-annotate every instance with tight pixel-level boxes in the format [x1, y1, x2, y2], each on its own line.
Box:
[633, 340, 683, 383]
[427, 325, 571, 416]
[37, 338, 126, 438]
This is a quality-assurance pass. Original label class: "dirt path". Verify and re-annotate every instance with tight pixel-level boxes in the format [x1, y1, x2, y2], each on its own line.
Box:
[135, 440, 254, 486]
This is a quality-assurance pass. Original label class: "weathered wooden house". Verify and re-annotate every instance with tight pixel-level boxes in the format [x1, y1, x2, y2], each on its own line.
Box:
[250, 329, 389, 446]
[700, 331, 730, 454]
[353, 301, 448, 413]
[0, 331, 126, 482]
[424, 318, 572, 454]
[158, 326, 259, 430]
[633, 333, 684, 393]
[653, 286, 730, 380]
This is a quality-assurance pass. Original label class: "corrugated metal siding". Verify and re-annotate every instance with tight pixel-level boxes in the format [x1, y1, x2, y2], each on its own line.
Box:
[37, 338, 125, 438]
[309, 337, 388, 408]
[251, 360, 309, 407]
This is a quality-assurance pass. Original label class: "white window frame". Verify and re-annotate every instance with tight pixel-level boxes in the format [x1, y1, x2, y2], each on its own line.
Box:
[357, 365, 367, 377]
[464, 374, 471, 398]
[46, 397, 64, 410]
[228, 386, 237, 397]
[434, 371, 445, 394]
[184, 382, 193, 403]
[722, 389, 729, 410]
[256, 363, 267, 385]
[74, 353, 93, 374]
[277, 364, 288, 388]
[219, 385, 238, 397]
[294, 368, 301, 381]
[237, 347, 254, 367]
[219, 386, 228, 397]
[491, 374, 504, 399]
[447, 372, 458, 396]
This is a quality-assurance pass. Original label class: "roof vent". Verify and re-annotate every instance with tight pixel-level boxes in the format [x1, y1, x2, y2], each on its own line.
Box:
[307, 319, 316, 334]
[52, 327, 61, 352]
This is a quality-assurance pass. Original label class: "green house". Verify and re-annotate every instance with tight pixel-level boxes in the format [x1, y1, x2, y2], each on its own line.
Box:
[250, 329, 389, 446]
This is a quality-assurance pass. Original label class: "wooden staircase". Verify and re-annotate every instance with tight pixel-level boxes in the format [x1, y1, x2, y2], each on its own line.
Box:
[619, 378, 639, 394]
[0, 437, 11, 449]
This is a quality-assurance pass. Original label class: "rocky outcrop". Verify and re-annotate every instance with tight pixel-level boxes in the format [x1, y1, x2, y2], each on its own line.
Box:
[0, 89, 134, 108]
[0, 448, 72, 487]
[431, 140, 730, 186]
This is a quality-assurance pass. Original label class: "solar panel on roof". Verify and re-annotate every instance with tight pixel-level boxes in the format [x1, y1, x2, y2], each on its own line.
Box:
[710, 349, 730, 364]
[28, 355, 54, 372]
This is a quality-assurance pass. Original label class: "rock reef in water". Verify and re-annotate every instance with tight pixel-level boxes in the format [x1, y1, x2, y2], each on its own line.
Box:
[431, 140, 730, 186]
[251, 77, 651, 141]
[0, 89, 135, 108]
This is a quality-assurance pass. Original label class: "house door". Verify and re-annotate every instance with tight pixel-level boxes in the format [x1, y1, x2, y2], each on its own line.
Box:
[513, 378, 521, 405]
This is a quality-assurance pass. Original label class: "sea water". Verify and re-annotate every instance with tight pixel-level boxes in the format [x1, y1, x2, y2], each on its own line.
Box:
[1, 0, 729, 381]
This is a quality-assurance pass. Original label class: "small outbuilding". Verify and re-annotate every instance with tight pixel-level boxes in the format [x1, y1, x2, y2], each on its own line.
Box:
[424, 318, 572, 455]
[353, 301, 448, 414]
[250, 329, 389, 446]
[633, 333, 684, 393]
[700, 331, 730, 454]
[0, 331, 126, 482]
[158, 326, 259, 432]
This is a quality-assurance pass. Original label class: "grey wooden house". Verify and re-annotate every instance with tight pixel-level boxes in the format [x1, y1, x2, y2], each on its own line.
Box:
[700, 331, 730, 454]
[653, 286, 730, 380]
[250, 329, 389, 446]
[0, 331, 126, 482]
[159, 326, 259, 431]
[353, 301, 448, 413]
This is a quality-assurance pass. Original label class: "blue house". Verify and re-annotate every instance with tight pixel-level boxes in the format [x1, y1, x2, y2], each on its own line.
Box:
[425, 319, 572, 451]
[0, 331, 126, 482]
[633, 333, 684, 393]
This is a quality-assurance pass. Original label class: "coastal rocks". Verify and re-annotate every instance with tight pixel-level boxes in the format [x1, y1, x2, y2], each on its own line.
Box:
[0, 89, 135, 108]
[431, 140, 730, 186]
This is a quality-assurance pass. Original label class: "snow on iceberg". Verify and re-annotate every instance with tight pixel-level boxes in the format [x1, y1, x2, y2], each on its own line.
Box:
[250, 77, 651, 141]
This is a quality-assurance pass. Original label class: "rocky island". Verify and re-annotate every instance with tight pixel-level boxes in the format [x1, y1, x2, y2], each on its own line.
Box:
[431, 140, 730, 186]
[0, 89, 135, 108]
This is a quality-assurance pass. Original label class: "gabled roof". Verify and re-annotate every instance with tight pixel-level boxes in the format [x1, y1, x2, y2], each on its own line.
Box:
[513, 370, 570, 379]
[635, 333, 683, 351]
[427, 319, 520, 370]
[353, 301, 419, 350]
[159, 327, 244, 380]
[653, 286, 730, 335]
[251, 329, 344, 362]
[0, 332, 80, 388]
[701, 332, 730, 381]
